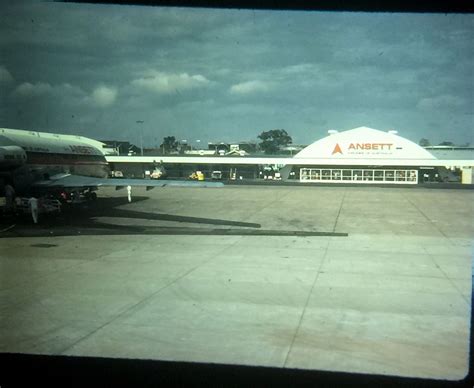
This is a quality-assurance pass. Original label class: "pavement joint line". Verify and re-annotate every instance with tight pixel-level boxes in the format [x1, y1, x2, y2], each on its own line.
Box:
[0, 224, 16, 233]
[282, 238, 331, 368]
[310, 270, 465, 281]
[331, 188, 347, 233]
[240, 187, 290, 226]
[403, 193, 453, 244]
[58, 236, 244, 356]
[422, 246, 471, 306]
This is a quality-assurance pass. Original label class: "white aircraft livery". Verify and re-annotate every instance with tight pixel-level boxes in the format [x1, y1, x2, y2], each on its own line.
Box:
[0, 128, 223, 200]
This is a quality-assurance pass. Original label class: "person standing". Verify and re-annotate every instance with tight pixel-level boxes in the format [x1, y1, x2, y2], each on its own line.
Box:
[127, 185, 132, 203]
[28, 197, 39, 224]
[4, 183, 15, 213]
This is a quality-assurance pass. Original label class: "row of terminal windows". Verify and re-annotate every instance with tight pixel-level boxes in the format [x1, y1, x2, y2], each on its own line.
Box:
[300, 168, 418, 184]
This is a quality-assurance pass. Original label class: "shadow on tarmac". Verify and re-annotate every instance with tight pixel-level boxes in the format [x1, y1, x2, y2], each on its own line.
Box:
[1, 196, 348, 238]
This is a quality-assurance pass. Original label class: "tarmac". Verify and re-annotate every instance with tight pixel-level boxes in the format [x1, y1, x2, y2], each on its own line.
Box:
[0, 184, 472, 380]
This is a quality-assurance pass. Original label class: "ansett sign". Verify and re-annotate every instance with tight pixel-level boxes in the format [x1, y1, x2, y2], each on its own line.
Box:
[332, 143, 394, 155]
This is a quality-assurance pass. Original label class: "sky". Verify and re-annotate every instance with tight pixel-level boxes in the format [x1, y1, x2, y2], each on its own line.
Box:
[0, 2, 472, 148]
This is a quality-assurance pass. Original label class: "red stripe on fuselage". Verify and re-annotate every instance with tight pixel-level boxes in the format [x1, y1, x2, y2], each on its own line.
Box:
[24, 150, 110, 178]
[26, 151, 108, 166]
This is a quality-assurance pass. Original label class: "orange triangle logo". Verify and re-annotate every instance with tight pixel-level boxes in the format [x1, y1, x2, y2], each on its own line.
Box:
[332, 143, 343, 155]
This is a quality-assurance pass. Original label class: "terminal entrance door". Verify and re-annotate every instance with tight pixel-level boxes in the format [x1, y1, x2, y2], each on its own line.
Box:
[300, 168, 418, 184]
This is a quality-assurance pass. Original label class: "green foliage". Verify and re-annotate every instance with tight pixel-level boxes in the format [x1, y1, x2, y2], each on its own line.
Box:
[258, 129, 292, 155]
[418, 138, 430, 147]
[160, 136, 179, 154]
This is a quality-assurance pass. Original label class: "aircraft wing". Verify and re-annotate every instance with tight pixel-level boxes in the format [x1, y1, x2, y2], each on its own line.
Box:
[32, 174, 224, 189]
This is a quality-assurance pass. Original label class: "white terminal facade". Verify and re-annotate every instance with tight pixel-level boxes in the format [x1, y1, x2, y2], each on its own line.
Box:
[295, 127, 435, 184]
[106, 127, 474, 185]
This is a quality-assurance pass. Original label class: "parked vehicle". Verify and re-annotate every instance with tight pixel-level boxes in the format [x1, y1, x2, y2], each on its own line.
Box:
[211, 171, 222, 180]
[189, 171, 205, 181]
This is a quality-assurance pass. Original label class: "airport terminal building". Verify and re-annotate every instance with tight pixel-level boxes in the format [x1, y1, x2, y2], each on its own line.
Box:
[106, 127, 474, 185]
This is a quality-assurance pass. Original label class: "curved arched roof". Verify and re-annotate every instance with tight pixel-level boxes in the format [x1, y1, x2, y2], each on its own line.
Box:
[294, 126, 436, 160]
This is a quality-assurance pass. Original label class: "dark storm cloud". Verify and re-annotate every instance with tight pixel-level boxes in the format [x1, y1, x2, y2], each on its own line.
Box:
[0, 3, 472, 146]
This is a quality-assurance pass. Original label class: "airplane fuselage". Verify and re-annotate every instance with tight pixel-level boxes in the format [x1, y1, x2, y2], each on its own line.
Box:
[0, 128, 109, 194]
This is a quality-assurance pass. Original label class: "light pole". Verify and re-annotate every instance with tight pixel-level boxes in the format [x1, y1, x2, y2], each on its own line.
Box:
[136, 120, 144, 156]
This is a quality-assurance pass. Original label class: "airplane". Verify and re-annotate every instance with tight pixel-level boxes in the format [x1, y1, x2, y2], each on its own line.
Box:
[0, 127, 223, 204]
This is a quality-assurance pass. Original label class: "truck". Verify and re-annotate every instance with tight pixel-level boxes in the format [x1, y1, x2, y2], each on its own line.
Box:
[189, 171, 205, 181]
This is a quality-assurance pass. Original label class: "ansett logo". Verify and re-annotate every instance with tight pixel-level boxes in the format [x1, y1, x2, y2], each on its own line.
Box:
[332, 143, 343, 155]
[332, 143, 393, 155]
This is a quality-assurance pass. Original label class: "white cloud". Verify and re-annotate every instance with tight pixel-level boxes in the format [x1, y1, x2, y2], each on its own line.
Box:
[417, 94, 466, 110]
[91, 85, 117, 107]
[280, 63, 318, 75]
[131, 71, 210, 94]
[11, 81, 104, 109]
[12, 82, 53, 98]
[0, 66, 14, 84]
[57, 83, 85, 97]
[229, 80, 271, 95]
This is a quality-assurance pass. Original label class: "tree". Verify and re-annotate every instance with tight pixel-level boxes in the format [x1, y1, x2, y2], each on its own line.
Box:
[418, 138, 430, 147]
[160, 136, 179, 154]
[258, 129, 292, 155]
[438, 141, 454, 147]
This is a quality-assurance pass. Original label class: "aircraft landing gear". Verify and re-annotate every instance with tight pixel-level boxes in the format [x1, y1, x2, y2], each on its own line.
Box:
[84, 190, 97, 201]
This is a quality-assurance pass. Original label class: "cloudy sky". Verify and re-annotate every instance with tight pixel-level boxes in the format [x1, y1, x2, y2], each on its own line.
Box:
[0, 2, 472, 148]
